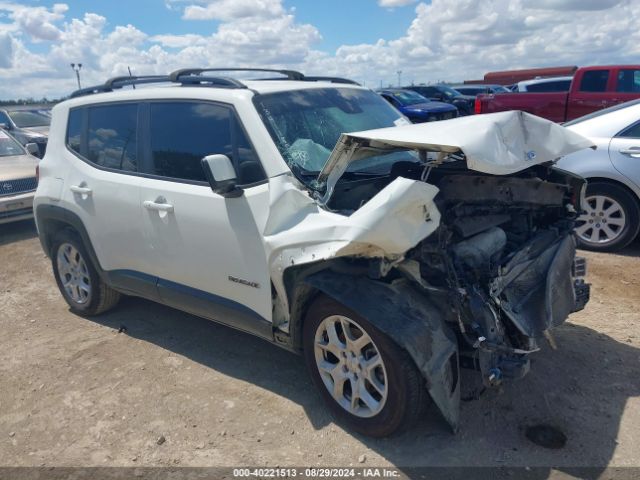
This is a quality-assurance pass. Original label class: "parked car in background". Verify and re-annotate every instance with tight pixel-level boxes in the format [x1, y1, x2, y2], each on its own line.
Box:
[402, 84, 473, 115]
[475, 65, 640, 122]
[451, 84, 510, 95]
[515, 76, 573, 93]
[377, 88, 458, 122]
[0, 106, 51, 158]
[0, 129, 40, 224]
[556, 99, 640, 251]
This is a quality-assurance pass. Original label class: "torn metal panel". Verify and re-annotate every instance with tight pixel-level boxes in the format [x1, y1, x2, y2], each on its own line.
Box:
[304, 272, 461, 431]
[492, 233, 578, 338]
[264, 174, 441, 322]
[315, 111, 595, 202]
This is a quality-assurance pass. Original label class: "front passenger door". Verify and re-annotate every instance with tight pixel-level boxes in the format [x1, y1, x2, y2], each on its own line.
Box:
[137, 101, 273, 337]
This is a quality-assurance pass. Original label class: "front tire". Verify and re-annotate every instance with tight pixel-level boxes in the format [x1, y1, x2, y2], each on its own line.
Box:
[303, 294, 426, 437]
[51, 229, 121, 315]
[575, 182, 640, 252]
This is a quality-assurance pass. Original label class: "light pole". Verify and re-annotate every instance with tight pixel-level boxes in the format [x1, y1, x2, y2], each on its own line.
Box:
[397, 70, 402, 87]
[70, 63, 82, 89]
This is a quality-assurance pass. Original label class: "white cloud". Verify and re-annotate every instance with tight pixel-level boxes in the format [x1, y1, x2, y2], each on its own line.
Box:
[168, 0, 285, 21]
[378, 0, 418, 7]
[0, 0, 639, 98]
[0, 2, 68, 42]
[0, 31, 13, 68]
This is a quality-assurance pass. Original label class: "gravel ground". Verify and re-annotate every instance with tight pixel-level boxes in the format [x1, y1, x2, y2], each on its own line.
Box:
[1, 219, 639, 478]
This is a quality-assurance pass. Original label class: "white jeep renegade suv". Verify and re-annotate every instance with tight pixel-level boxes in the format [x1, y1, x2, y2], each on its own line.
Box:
[34, 68, 591, 437]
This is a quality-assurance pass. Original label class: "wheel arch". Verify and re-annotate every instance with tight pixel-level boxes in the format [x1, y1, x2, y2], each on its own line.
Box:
[584, 177, 640, 207]
[35, 204, 106, 279]
[290, 267, 461, 431]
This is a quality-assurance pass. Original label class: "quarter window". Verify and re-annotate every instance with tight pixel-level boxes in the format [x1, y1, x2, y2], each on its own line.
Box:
[579, 70, 609, 92]
[66, 108, 82, 155]
[87, 104, 138, 172]
[149, 102, 264, 184]
[616, 69, 640, 93]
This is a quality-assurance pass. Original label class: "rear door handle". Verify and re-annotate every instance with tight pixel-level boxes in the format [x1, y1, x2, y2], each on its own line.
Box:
[69, 185, 92, 195]
[143, 199, 174, 213]
[619, 148, 640, 157]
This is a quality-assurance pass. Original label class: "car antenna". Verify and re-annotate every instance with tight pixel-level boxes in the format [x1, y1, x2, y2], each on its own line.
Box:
[128, 66, 135, 89]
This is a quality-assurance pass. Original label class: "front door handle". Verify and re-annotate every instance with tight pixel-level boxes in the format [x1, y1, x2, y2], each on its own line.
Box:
[70, 184, 92, 195]
[619, 148, 640, 158]
[143, 198, 174, 213]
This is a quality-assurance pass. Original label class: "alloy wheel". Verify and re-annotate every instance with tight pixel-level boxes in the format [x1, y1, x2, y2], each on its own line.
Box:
[313, 315, 388, 418]
[576, 194, 626, 246]
[56, 243, 91, 305]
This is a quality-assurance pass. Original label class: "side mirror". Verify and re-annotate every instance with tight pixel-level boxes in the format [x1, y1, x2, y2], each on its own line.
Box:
[201, 154, 243, 198]
[25, 143, 40, 156]
[0, 123, 8, 130]
[432, 93, 444, 101]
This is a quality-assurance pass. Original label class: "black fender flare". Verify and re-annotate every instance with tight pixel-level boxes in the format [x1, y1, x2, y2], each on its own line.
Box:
[34, 204, 106, 280]
[304, 271, 460, 431]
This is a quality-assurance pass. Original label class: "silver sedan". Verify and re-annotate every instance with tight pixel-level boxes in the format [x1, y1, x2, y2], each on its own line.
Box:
[557, 99, 640, 251]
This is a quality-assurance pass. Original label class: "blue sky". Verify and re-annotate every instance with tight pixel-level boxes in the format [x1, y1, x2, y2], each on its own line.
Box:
[57, 0, 419, 52]
[0, 0, 638, 98]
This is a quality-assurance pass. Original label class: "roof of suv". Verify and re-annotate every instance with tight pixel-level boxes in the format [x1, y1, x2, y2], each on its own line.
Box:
[68, 69, 364, 101]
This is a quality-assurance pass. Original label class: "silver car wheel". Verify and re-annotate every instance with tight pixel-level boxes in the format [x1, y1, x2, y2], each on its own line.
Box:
[56, 243, 91, 305]
[576, 194, 626, 246]
[314, 315, 388, 418]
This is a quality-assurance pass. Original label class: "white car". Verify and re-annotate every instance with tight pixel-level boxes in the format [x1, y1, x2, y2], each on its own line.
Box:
[516, 76, 573, 93]
[34, 69, 592, 437]
[557, 99, 640, 251]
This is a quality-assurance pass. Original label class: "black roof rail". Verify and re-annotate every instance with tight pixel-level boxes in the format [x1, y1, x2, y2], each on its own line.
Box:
[176, 75, 248, 89]
[302, 76, 360, 85]
[104, 75, 170, 89]
[69, 68, 361, 99]
[169, 67, 305, 82]
[70, 75, 171, 99]
[69, 85, 111, 98]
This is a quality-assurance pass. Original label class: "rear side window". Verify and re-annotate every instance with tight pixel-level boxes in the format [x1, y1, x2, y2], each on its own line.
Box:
[616, 69, 640, 93]
[579, 70, 609, 92]
[149, 102, 264, 185]
[66, 109, 82, 155]
[87, 104, 138, 172]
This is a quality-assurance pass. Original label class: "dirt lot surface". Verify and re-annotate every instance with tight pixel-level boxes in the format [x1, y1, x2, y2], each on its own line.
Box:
[1, 219, 639, 477]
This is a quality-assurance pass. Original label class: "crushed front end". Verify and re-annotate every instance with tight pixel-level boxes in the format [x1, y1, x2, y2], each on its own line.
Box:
[409, 164, 590, 387]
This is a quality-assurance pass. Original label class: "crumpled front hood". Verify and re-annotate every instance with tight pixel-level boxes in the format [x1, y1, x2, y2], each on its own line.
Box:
[315, 111, 594, 203]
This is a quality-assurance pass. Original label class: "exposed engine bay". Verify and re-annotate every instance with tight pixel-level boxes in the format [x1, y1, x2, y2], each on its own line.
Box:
[323, 159, 590, 387]
[266, 112, 595, 431]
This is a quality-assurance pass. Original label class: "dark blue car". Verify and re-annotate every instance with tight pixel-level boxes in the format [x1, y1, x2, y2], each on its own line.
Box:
[377, 88, 458, 123]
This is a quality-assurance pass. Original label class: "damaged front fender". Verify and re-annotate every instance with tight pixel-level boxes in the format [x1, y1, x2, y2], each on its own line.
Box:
[265, 175, 441, 325]
[304, 271, 461, 431]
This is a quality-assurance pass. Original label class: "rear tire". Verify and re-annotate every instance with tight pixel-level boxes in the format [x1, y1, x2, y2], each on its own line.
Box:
[303, 294, 426, 437]
[575, 182, 640, 252]
[51, 229, 120, 315]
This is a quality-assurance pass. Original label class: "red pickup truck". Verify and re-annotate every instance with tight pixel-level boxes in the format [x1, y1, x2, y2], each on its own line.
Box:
[475, 65, 640, 122]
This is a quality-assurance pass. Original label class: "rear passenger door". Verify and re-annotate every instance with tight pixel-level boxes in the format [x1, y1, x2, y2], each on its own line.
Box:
[63, 103, 153, 292]
[137, 101, 273, 336]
